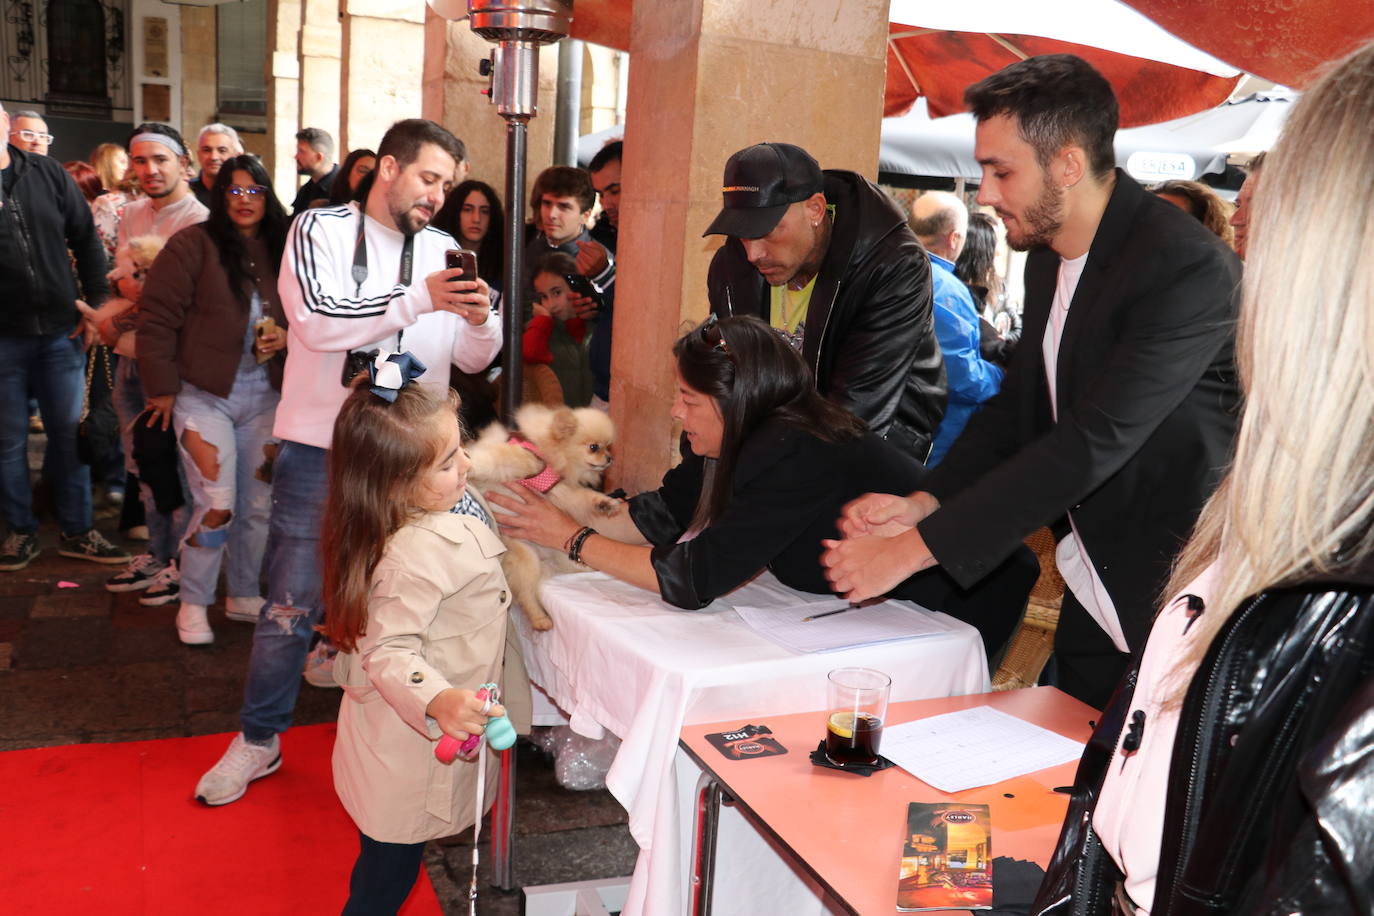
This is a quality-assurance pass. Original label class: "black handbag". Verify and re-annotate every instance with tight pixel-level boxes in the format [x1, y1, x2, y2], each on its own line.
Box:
[77, 345, 119, 466]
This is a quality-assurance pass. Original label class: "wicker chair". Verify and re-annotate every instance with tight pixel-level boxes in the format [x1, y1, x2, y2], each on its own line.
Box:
[992, 527, 1064, 690]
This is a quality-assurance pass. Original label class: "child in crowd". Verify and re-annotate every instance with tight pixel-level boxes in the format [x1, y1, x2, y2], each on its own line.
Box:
[526, 251, 596, 407]
[321, 358, 518, 915]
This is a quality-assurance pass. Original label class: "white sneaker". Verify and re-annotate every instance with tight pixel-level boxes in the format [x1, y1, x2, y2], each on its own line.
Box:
[175, 602, 213, 645]
[225, 595, 264, 623]
[195, 733, 282, 806]
[302, 640, 340, 689]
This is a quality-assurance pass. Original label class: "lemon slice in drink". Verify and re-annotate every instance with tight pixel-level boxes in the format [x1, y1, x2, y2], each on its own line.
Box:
[828, 711, 856, 739]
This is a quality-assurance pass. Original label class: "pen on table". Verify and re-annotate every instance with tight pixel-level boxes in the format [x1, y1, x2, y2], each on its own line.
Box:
[802, 606, 857, 623]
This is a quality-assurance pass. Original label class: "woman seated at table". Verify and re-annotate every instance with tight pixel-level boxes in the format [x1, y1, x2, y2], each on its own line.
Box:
[489, 314, 1037, 659]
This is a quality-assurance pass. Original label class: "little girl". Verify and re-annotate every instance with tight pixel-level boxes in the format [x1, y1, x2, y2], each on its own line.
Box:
[321, 363, 518, 915]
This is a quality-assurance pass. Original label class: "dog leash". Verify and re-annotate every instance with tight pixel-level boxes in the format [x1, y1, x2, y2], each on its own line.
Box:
[466, 685, 497, 916]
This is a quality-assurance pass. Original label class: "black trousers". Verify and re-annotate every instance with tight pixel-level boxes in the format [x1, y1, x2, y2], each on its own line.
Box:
[1050, 589, 1132, 710]
[893, 544, 1041, 664]
[340, 831, 427, 916]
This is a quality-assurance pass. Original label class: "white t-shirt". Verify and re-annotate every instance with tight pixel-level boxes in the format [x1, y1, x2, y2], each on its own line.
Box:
[1042, 252, 1129, 653]
[275, 202, 502, 448]
[115, 193, 209, 248]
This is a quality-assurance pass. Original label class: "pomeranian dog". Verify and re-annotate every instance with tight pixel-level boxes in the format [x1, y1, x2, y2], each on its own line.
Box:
[468, 404, 621, 630]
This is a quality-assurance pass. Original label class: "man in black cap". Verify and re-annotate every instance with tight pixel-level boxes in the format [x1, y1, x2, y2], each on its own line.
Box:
[705, 142, 947, 457]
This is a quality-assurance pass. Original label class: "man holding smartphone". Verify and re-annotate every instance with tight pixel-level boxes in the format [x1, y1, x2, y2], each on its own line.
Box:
[523, 165, 614, 407]
[194, 118, 500, 807]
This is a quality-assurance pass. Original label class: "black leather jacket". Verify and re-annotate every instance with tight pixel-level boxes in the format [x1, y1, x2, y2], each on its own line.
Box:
[706, 170, 947, 458]
[1033, 576, 1374, 915]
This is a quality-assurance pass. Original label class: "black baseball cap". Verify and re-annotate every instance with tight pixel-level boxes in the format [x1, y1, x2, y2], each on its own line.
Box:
[703, 142, 824, 239]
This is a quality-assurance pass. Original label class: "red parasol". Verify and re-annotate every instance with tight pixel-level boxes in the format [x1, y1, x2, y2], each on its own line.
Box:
[1119, 0, 1374, 89]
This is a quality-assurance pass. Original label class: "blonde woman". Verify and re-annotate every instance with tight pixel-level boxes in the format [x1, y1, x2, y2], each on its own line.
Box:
[1034, 41, 1374, 915]
[89, 142, 135, 262]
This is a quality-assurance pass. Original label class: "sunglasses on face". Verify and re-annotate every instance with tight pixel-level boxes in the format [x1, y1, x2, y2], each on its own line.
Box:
[226, 185, 269, 198]
[11, 129, 54, 144]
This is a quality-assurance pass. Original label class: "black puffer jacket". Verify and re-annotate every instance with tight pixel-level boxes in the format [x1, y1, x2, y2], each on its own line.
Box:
[707, 170, 946, 458]
[0, 144, 109, 335]
[1033, 571, 1374, 915]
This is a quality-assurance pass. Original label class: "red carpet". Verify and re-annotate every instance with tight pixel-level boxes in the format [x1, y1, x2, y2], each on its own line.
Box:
[0, 724, 446, 915]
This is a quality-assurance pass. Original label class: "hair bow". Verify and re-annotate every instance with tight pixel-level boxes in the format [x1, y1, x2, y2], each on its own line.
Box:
[367, 350, 428, 403]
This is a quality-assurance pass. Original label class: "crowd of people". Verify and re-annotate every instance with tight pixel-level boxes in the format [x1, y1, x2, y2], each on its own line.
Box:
[5, 33, 1374, 914]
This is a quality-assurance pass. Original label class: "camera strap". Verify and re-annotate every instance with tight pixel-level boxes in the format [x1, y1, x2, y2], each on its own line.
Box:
[351, 212, 415, 296]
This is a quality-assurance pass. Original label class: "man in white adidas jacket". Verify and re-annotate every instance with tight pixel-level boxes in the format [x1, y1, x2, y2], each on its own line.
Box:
[195, 118, 499, 806]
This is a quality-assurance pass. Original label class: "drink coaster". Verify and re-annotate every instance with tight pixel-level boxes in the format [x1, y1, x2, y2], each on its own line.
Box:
[808, 741, 896, 776]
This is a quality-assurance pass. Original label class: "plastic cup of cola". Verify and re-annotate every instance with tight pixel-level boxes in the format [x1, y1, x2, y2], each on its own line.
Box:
[824, 667, 891, 766]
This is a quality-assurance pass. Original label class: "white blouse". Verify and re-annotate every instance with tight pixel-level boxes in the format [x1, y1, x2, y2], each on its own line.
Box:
[1092, 560, 1221, 912]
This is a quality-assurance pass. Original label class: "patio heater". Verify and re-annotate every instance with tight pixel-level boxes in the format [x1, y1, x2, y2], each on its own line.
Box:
[469, 0, 573, 422]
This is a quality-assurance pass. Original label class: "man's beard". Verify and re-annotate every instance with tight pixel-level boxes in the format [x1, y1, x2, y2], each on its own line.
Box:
[388, 188, 436, 235]
[1004, 177, 1064, 252]
[296, 164, 312, 176]
[144, 174, 180, 199]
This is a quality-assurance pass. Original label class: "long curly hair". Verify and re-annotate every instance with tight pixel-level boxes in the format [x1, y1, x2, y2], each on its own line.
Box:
[204, 155, 290, 306]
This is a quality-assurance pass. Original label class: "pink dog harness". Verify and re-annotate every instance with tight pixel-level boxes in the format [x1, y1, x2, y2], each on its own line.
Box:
[510, 436, 561, 493]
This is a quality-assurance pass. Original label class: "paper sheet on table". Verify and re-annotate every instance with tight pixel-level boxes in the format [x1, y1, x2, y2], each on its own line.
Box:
[881, 705, 1086, 792]
[728, 586, 955, 653]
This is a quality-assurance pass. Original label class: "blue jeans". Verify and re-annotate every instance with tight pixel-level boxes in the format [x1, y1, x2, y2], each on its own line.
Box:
[113, 357, 189, 562]
[0, 331, 92, 536]
[173, 373, 278, 606]
[240, 439, 326, 743]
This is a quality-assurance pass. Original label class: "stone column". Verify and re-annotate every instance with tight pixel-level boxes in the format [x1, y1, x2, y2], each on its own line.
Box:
[266, 0, 302, 198]
[609, 0, 891, 492]
[298, 0, 342, 153]
[422, 15, 558, 200]
[179, 7, 217, 135]
[340, 0, 426, 155]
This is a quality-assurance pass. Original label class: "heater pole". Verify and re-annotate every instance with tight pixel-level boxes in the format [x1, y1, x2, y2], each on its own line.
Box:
[500, 115, 528, 423]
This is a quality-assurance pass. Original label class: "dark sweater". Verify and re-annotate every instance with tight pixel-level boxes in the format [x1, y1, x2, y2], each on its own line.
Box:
[626, 420, 1038, 656]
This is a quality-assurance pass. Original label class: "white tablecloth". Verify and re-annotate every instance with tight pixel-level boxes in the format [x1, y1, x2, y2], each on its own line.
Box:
[514, 571, 990, 915]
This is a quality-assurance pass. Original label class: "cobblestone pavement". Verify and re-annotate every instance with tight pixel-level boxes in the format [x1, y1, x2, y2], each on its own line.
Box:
[1, 434, 635, 914]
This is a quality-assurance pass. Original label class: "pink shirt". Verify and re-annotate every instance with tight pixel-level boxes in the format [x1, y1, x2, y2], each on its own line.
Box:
[1092, 561, 1220, 912]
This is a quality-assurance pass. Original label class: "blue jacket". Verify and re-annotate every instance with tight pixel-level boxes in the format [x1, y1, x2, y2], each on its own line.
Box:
[927, 252, 1002, 465]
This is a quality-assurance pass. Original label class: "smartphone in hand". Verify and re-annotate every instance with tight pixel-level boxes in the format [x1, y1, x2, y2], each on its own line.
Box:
[445, 248, 479, 282]
[562, 273, 604, 310]
[253, 316, 278, 364]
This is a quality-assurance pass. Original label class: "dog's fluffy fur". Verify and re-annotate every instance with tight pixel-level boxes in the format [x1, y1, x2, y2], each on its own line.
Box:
[468, 404, 621, 630]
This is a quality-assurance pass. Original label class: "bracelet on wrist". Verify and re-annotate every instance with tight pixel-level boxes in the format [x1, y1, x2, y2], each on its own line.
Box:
[567, 526, 595, 565]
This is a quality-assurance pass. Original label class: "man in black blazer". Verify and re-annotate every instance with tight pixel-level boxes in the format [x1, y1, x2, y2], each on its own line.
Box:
[823, 55, 1241, 708]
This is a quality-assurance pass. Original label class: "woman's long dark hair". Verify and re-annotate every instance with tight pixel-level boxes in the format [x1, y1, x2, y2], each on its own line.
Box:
[328, 148, 376, 205]
[675, 315, 866, 529]
[206, 155, 290, 306]
[434, 179, 505, 286]
[954, 211, 999, 307]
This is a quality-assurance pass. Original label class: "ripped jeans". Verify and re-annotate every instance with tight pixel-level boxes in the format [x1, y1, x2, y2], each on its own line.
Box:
[240, 439, 326, 743]
[172, 374, 278, 606]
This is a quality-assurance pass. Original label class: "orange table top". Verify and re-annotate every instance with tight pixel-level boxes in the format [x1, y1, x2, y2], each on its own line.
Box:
[678, 686, 1098, 915]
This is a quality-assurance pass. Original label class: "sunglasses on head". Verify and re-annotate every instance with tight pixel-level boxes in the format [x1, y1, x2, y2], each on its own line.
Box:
[226, 185, 269, 198]
[699, 313, 733, 358]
